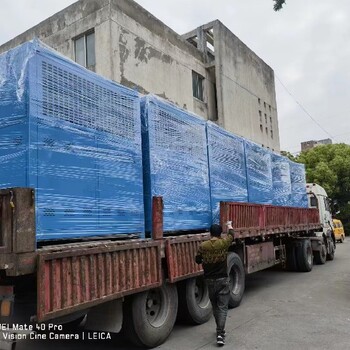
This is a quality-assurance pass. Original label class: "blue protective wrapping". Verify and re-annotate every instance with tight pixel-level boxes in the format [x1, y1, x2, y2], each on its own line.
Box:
[244, 140, 273, 204]
[141, 95, 211, 233]
[289, 161, 308, 208]
[0, 40, 144, 241]
[206, 122, 248, 223]
[271, 153, 292, 206]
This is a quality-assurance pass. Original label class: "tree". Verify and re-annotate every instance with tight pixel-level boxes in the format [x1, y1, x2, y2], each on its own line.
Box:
[281, 150, 296, 161]
[297, 144, 350, 234]
[273, 0, 286, 11]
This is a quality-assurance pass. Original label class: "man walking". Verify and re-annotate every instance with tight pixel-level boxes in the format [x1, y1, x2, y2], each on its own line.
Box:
[195, 222, 234, 346]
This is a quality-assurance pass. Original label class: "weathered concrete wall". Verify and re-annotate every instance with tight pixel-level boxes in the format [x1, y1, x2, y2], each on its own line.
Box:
[0, 0, 112, 78]
[0, 0, 216, 120]
[215, 21, 280, 151]
[109, 0, 214, 118]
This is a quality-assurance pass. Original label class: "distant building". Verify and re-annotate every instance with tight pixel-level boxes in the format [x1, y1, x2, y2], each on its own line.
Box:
[0, 0, 281, 151]
[301, 138, 332, 152]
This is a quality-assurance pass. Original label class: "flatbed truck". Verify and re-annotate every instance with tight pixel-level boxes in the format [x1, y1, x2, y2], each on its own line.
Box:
[0, 183, 336, 349]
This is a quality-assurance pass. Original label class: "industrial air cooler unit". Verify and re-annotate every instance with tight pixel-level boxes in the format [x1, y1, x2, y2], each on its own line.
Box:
[0, 40, 145, 240]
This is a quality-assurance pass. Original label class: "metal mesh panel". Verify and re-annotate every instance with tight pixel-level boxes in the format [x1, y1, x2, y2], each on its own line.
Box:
[141, 95, 211, 233]
[207, 122, 248, 223]
[245, 140, 273, 205]
[41, 61, 135, 140]
[272, 153, 292, 206]
[0, 40, 144, 241]
[289, 161, 308, 208]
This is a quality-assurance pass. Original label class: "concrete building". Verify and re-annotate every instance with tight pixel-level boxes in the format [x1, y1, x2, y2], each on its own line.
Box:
[301, 138, 332, 152]
[0, 0, 280, 151]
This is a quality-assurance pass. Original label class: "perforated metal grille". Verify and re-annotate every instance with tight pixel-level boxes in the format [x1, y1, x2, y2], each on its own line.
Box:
[153, 106, 205, 157]
[41, 61, 136, 140]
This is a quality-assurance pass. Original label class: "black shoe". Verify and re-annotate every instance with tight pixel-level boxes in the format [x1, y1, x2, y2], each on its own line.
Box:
[217, 331, 226, 339]
[217, 335, 225, 346]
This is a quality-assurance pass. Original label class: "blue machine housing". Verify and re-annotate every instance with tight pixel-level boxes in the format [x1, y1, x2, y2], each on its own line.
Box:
[271, 153, 292, 206]
[141, 95, 211, 233]
[289, 161, 308, 208]
[244, 140, 273, 204]
[206, 122, 248, 223]
[0, 40, 145, 241]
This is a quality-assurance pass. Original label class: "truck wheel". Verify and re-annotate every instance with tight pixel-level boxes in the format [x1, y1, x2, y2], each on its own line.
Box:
[285, 244, 298, 271]
[314, 244, 327, 265]
[123, 283, 178, 348]
[62, 315, 86, 330]
[327, 241, 335, 261]
[227, 252, 245, 309]
[177, 276, 212, 325]
[296, 239, 313, 272]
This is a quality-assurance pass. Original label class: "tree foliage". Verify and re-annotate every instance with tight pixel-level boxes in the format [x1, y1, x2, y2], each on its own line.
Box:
[296, 144, 350, 234]
[273, 0, 286, 11]
[280, 150, 296, 161]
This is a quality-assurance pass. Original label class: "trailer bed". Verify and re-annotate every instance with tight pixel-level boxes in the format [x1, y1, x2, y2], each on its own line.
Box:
[220, 202, 321, 238]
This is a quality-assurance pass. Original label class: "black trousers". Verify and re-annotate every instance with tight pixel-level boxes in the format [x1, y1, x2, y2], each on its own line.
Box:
[206, 277, 230, 336]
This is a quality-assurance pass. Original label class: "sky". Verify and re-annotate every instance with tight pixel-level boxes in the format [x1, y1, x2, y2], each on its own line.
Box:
[1, 0, 349, 153]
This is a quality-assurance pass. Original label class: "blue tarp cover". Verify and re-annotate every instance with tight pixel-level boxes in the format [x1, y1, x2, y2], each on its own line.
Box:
[0, 40, 145, 240]
[206, 122, 248, 223]
[244, 140, 273, 204]
[141, 95, 211, 233]
[272, 153, 292, 206]
[289, 161, 308, 208]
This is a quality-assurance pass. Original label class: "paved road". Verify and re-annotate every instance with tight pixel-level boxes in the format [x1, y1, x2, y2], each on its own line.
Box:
[17, 241, 350, 350]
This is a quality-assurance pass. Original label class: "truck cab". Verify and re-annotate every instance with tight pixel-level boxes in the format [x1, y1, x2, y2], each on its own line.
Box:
[306, 183, 334, 235]
[306, 183, 336, 264]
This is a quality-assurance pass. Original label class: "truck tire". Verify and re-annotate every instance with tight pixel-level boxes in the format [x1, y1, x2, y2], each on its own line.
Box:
[314, 244, 327, 265]
[296, 239, 313, 272]
[327, 241, 335, 261]
[285, 244, 298, 271]
[62, 315, 87, 330]
[123, 283, 178, 348]
[227, 252, 245, 309]
[177, 276, 212, 325]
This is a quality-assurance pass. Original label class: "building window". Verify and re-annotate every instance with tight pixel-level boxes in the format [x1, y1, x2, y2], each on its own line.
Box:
[270, 116, 272, 124]
[269, 105, 271, 112]
[271, 129, 274, 139]
[264, 102, 266, 109]
[192, 71, 204, 101]
[260, 124, 263, 132]
[265, 114, 267, 123]
[258, 98, 261, 104]
[74, 31, 96, 69]
[265, 127, 268, 134]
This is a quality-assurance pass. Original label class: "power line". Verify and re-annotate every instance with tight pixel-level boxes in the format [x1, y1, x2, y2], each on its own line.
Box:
[275, 75, 335, 140]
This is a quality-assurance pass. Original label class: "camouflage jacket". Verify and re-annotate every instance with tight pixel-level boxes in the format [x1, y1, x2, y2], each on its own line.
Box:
[196, 230, 234, 279]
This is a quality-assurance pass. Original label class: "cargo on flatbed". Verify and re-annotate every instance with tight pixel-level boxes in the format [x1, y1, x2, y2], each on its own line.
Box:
[0, 40, 144, 241]
[0, 40, 337, 349]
